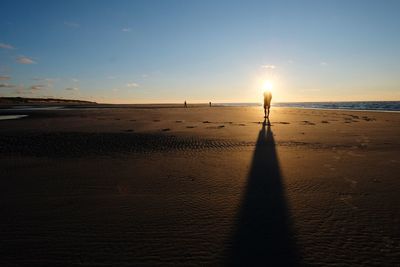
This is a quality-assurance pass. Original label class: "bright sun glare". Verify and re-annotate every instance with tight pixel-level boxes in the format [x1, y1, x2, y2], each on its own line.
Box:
[262, 80, 273, 93]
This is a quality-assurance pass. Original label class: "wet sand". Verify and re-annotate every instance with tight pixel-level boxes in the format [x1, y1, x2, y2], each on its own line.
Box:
[0, 106, 399, 266]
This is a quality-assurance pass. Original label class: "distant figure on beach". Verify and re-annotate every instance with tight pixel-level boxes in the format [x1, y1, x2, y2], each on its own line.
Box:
[209, 102, 212, 107]
[184, 101, 187, 108]
[263, 91, 272, 118]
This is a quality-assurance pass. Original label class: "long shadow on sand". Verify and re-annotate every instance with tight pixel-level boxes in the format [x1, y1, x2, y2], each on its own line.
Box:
[229, 119, 300, 266]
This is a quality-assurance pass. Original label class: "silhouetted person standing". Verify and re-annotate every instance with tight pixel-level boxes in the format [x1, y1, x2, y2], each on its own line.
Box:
[263, 91, 272, 118]
[184, 100, 187, 108]
[209, 101, 212, 107]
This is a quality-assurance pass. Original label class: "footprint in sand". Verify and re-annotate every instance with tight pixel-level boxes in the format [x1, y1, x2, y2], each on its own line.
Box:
[276, 122, 290, 124]
[238, 123, 246, 126]
[186, 126, 196, 129]
[115, 118, 121, 121]
[130, 119, 136, 122]
[162, 128, 171, 131]
[175, 120, 184, 123]
[362, 116, 376, 121]
[153, 119, 160, 122]
[302, 121, 315, 125]
[321, 120, 329, 123]
[124, 129, 134, 132]
[206, 125, 225, 129]
[203, 121, 211, 123]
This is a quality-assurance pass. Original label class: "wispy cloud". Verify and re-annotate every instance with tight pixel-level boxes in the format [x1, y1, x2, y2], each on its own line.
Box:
[122, 28, 131, 32]
[17, 56, 36, 64]
[30, 84, 46, 90]
[0, 83, 16, 88]
[72, 78, 79, 82]
[0, 75, 11, 80]
[126, 82, 139, 88]
[261, 64, 276, 69]
[320, 62, 328, 66]
[65, 87, 79, 91]
[64, 21, 80, 28]
[0, 43, 15, 49]
[33, 77, 56, 82]
[31, 78, 55, 90]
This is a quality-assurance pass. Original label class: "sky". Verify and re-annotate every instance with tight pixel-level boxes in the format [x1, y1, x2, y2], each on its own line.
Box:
[1, 0, 400, 103]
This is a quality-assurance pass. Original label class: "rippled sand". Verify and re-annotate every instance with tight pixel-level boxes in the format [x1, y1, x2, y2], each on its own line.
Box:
[0, 106, 399, 265]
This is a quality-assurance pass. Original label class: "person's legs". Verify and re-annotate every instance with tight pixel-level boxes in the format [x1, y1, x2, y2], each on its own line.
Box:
[267, 106, 270, 118]
[264, 107, 266, 118]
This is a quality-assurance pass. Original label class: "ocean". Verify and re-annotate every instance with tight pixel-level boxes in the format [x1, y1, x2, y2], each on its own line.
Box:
[273, 101, 400, 112]
[219, 101, 400, 112]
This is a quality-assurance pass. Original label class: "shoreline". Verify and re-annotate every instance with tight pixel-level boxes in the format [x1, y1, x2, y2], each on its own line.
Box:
[1, 104, 400, 113]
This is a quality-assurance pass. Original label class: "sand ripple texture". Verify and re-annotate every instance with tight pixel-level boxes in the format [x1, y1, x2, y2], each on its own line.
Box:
[0, 132, 254, 157]
[0, 132, 367, 158]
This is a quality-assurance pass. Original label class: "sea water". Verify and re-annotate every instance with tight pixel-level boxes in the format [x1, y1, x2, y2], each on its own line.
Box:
[273, 101, 400, 112]
[219, 101, 400, 112]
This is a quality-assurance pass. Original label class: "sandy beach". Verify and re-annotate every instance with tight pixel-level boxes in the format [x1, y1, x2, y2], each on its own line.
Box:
[0, 106, 399, 266]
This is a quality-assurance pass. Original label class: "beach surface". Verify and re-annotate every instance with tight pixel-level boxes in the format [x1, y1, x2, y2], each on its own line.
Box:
[0, 106, 399, 266]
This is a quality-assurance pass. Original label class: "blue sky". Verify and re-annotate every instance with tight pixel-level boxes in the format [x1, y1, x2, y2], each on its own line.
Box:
[1, 0, 399, 103]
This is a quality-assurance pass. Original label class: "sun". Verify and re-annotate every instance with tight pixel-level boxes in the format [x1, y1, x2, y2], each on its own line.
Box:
[262, 80, 273, 93]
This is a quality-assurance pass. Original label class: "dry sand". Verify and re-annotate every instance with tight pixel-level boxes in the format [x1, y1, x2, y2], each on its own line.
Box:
[0, 106, 399, 266]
